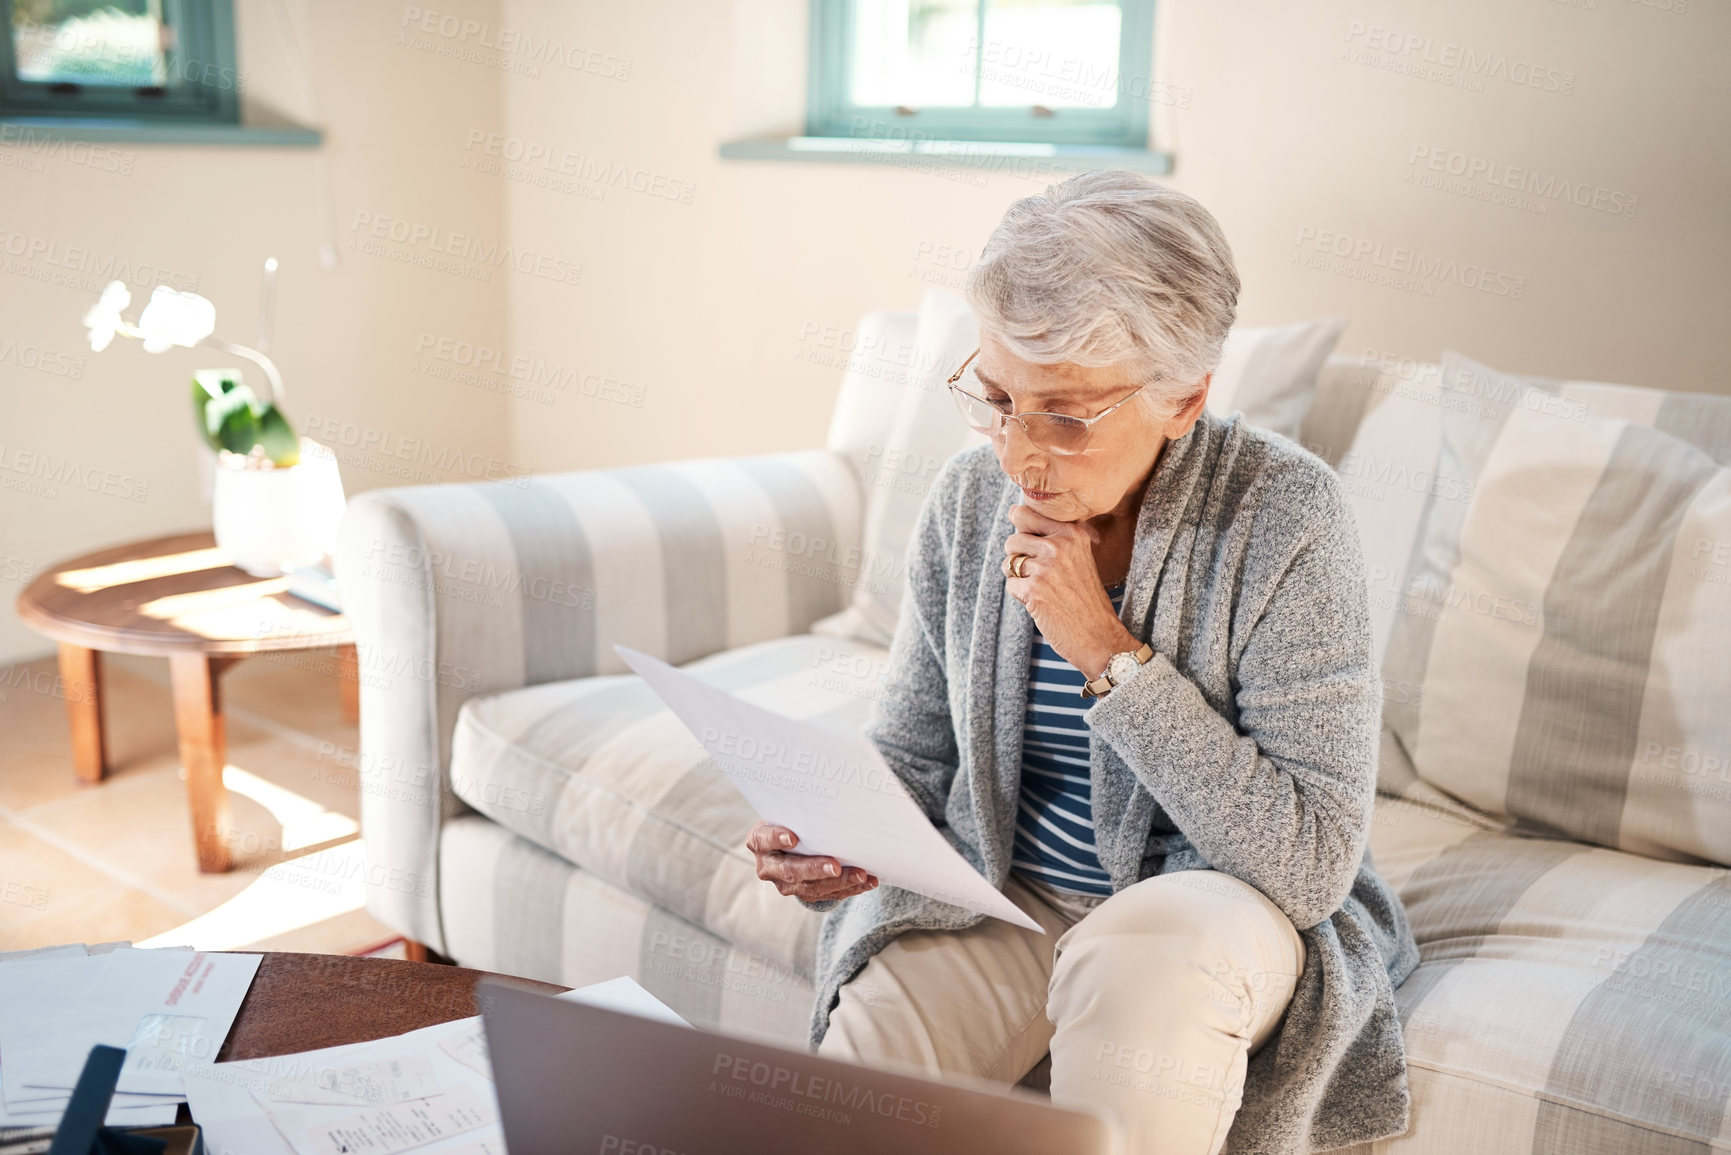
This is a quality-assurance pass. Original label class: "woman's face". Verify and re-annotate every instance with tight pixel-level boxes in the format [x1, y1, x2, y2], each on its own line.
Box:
[973, 331, 1210, 524]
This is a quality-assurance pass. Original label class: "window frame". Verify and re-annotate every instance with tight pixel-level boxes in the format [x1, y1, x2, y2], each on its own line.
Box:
[806, 0, 1155, 148]
[0, 0, 239, 124]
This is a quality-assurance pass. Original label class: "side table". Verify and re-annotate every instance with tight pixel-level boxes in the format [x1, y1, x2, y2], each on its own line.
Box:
[14, 530, 356, 874]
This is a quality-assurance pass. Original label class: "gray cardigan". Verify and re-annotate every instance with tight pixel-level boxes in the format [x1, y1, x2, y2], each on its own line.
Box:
[806, 411, 1421, 1154]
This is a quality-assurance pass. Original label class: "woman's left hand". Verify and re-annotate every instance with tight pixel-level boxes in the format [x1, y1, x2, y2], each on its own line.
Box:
[1003, 502, 1142, 681]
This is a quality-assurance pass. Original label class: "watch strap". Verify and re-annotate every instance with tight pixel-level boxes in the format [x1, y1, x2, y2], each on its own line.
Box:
[1081, 643, 1153, 699]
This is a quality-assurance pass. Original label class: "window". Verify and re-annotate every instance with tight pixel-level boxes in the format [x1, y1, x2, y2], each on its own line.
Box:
[808, 0, 1155, 148]
[1, 0, 239, 123]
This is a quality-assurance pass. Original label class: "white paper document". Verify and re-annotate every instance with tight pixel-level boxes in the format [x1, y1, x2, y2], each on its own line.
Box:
[0, 1094, 180, 1129]
[434, 1031, 490, 1080]
[183, 977, 684, 1155]
[268, 1055, 441, 1107]
[0, 948, 261, 1100]
[0, 943, 182, 1128]
[557, 975, 692, 1026]
[299, 1083, 494, 1155]
[615, 644, 1043, 933]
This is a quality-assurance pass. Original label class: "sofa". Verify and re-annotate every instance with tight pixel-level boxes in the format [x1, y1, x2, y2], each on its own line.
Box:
[336, 300, 1731, 1153]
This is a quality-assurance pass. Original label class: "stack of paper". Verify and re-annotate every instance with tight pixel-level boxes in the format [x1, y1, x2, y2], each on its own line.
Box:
[183, 976, 686, 1155]
[0, 942, 260, 1130]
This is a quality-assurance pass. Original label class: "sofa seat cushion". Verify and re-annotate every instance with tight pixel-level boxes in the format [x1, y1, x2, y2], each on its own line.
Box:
[448, 633, 890, 977]
[439, 815, 814, 1045]
[1366, 790, 1731, 1152]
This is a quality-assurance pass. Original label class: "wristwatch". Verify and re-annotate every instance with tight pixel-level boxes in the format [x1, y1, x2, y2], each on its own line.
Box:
[1081, 643, 1154, 699]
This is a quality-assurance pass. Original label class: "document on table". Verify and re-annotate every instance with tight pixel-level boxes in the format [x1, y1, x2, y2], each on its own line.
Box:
[182, 977, 685, 1155]
[615, 644, 1043, 933]
[266, 1055, 441, 1106]
[0, 942, 219, 1122]
[186, 1017, 500, 1155]
[298, 1083, 492, 1155]
[0, 947, 260, 1100]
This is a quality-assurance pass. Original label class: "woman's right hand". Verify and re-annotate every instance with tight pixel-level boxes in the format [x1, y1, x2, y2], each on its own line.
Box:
[747, 822, 878, 902]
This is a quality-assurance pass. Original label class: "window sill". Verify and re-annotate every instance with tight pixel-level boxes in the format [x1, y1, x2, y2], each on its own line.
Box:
[0, 117, 321, 147]
[719, 135, 1172, 175]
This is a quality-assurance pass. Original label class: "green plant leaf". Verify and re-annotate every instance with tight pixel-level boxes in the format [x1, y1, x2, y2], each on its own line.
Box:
[255, 403, 300, 467]
[209, 390, 261, 455]
[191, 369, 246, 453]
[191, 367, 297, 464]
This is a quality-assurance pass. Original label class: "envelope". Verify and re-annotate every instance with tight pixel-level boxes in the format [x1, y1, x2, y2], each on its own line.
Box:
[0, 948, 261, 1099]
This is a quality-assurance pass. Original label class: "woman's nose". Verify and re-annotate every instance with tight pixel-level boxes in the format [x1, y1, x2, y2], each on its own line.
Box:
[993, 416, 1046, 476]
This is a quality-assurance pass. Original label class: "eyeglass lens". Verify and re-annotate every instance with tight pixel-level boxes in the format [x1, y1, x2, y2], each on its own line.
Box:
[949, 363, 1091, 453]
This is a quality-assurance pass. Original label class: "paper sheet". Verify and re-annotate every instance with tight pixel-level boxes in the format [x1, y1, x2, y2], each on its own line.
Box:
[434, 1031, 489, 1080]
[557, 976, 692, 1026]
[0, 944, 172, 1128]
[294, 1084, 494, 1155]
[432, 1139, 504, 1155]
[616, 644, 1043, 932]
[182, 1072, 298, 1155]
[267, 1055, 441, 1107]
[186, 1019, 487, 1155]
[0, 1095, 180, 1128]
[0, 948, 260, 1099]
[184, 978, 687, 1155]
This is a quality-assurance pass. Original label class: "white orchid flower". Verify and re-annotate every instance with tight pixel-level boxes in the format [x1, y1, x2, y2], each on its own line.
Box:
[81, 280, 132, 352]
[136, 285, 218, 354]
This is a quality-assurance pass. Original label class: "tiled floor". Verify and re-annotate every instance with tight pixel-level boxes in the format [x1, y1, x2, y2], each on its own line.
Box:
[0, 645, 401, 957]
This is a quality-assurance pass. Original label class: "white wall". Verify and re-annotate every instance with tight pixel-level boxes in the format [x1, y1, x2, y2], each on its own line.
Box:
[1155, 0, 1730, 389]
[4, 0, 1726, 663]
[494, 0, 1729, 477]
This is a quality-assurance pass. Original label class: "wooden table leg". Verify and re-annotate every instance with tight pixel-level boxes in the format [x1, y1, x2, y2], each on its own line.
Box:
[58, 643, 108, 784]
[335, 643, 360, 724]
[170, 653, 242, 873]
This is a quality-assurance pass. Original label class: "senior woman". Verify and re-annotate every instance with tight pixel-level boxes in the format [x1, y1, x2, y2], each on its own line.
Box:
[747, 170, 1419, 1155]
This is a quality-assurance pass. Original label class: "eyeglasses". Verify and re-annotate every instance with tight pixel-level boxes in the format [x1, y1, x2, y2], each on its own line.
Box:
[945, 348, 1150, 455]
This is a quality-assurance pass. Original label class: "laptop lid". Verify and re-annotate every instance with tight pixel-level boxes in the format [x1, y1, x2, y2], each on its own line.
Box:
[478, 979, 1124, 1155]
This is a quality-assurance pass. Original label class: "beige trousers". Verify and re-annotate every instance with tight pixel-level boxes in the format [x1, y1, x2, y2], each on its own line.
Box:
[819, 869, 1305, 1155]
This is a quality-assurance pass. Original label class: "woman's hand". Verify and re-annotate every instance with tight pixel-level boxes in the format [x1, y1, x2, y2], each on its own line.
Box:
[1003, 502, 1141, 680]
[747, 822, 878, 902]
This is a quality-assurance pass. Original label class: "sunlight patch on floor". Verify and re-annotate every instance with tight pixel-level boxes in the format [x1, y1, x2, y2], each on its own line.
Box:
[221, 764, 358, 851]
[136, 840, 369, 950]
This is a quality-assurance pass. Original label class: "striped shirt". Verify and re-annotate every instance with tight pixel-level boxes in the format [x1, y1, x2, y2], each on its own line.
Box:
[1009, 581, 1126, 897]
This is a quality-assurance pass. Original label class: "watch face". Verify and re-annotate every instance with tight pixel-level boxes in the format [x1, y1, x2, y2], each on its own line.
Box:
[1108, 652, 1141, 683]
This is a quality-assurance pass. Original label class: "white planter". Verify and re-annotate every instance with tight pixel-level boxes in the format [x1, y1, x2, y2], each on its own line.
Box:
[211, 437, 347, 578]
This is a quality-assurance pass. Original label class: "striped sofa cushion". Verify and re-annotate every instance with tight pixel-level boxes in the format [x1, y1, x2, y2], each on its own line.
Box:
[812, 289, 988, 648]
[1380, 352, 1731, 865]
[1204, 316, 1348, 440]
[447, 632, 890, 974]
[439, 815, 814, 1045]
[1354, 791, 1731, 1154]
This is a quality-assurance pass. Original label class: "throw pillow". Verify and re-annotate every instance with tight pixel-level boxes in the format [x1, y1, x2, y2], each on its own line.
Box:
[1379, 350, 1731, 865]
[811, 289, 986, 646]
[1205, 316, 1349, 439]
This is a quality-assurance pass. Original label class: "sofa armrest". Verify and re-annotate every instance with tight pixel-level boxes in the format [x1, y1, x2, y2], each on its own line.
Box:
[334, 449, 864, 953]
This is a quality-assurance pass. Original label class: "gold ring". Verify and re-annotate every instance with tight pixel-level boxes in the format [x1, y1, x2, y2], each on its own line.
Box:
[1010, 553, 1029, 579]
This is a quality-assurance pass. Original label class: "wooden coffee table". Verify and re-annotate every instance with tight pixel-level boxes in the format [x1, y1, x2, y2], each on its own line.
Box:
[154, 951, 569, 1126]
[215, 952, 569, 1063]
[14, 530, 358, 874]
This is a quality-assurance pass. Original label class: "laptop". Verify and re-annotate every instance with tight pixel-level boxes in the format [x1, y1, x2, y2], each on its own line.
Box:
[478, 979, 1125, 1155]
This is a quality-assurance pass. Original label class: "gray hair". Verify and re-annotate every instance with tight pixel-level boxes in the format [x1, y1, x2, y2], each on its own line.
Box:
[963, 169, 1240, 414]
